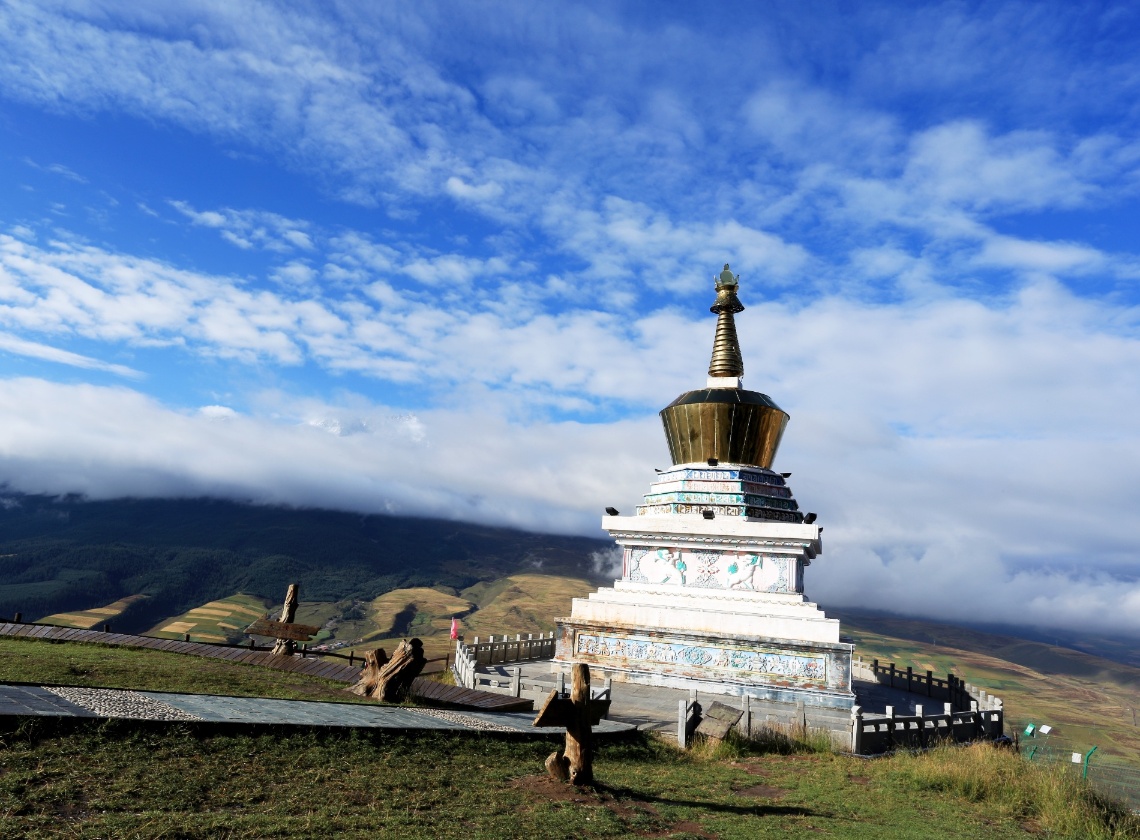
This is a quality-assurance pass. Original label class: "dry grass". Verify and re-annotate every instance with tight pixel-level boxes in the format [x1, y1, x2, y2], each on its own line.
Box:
[887, 742, 1140, 839]
[460, 573, 596, 637]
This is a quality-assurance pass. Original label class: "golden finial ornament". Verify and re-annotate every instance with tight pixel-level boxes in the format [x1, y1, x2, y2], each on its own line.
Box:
[657, 262, 791, 469]
[708, 264, 745, 378]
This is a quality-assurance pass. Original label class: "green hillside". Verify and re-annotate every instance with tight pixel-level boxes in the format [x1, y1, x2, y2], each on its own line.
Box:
[0, 494, 609, 633]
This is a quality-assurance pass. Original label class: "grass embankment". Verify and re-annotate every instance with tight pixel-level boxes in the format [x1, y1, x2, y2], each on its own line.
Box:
[0, 638, 363, 704]
[1, 724, 1136, 839]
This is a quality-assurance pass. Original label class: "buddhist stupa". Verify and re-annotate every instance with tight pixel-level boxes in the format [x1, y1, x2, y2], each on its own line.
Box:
[555, 265, 854, 716]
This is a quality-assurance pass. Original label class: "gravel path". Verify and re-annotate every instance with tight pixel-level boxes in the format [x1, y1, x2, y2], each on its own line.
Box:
[412, 708, 528, 732]
[44, 686, 203, 721]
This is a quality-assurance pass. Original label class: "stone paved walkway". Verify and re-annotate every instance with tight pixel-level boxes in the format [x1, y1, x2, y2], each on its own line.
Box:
[0, 684, 635, 735]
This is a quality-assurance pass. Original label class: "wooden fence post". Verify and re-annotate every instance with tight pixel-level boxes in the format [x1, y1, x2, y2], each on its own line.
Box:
[271, 583, 300, 656]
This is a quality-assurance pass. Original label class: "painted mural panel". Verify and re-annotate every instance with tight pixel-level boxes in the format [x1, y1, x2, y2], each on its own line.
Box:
[575, 630, 827, 686]
[624, 546, 798, 592]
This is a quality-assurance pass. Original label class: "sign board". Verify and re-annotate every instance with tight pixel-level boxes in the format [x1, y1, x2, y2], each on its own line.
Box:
[695, 701, 744, 741]
[246, 618, 320, 641]
[532, 690, 610, 728]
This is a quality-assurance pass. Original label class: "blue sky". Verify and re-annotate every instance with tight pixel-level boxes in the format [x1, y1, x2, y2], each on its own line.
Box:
[2, 1, 1140, 637]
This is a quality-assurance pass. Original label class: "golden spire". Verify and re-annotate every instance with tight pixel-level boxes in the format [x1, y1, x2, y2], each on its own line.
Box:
[708, 264, 745, 378]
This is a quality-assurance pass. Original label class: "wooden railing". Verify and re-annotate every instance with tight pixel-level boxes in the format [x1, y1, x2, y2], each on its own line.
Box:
[0, 615, 459, 672]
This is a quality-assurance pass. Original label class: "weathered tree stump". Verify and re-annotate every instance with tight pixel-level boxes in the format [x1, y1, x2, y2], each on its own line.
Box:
[533, 663, 605, 787]
[347, 648, 390, 696]
[348, 638, 425, 702]
[271, 583, 300, 656]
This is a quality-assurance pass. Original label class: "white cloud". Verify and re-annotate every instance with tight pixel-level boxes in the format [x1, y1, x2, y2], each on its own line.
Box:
[0, 331, 140, 377]
[444, 176, 504, 203]
[169, 201, 314, 253]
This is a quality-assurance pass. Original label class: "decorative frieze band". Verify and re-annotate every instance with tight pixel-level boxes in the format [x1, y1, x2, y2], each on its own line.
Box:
[574, 629, 828, 686]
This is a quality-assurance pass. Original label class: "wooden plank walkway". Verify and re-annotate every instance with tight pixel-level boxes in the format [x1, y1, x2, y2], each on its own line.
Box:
[0, 622, 533, 712]
[410, 676, 533, 712]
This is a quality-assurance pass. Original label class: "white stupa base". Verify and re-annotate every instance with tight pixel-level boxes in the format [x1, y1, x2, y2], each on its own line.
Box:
[554, 505, 853, 708]
[554, 617, 854, 709]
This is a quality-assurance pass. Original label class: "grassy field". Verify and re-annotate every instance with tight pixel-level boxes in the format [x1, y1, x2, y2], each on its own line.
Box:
[0, 620, 1138, 837]
[0, 637, 363, 704]
[146, 593, 271, 644]
[1, 719, 1136, 838]
[38, 594, 149, 629]
[31, 573, 1140, 775]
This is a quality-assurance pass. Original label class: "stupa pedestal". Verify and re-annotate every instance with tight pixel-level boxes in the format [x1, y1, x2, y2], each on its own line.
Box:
[555, 264, 854, 713]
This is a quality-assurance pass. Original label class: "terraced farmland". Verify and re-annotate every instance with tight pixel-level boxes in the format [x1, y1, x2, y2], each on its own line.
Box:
[39, 594, 149, 629]
[147, 593, 270, 644]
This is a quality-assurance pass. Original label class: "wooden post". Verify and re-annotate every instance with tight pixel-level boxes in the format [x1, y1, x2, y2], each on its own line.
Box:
[272, 583, 300, 656]
[926, 670, 933, 697]
[536, 663, 598, 786]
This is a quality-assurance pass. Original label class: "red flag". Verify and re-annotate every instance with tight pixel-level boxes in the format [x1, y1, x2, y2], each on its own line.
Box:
[450, 618, 459, 640]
